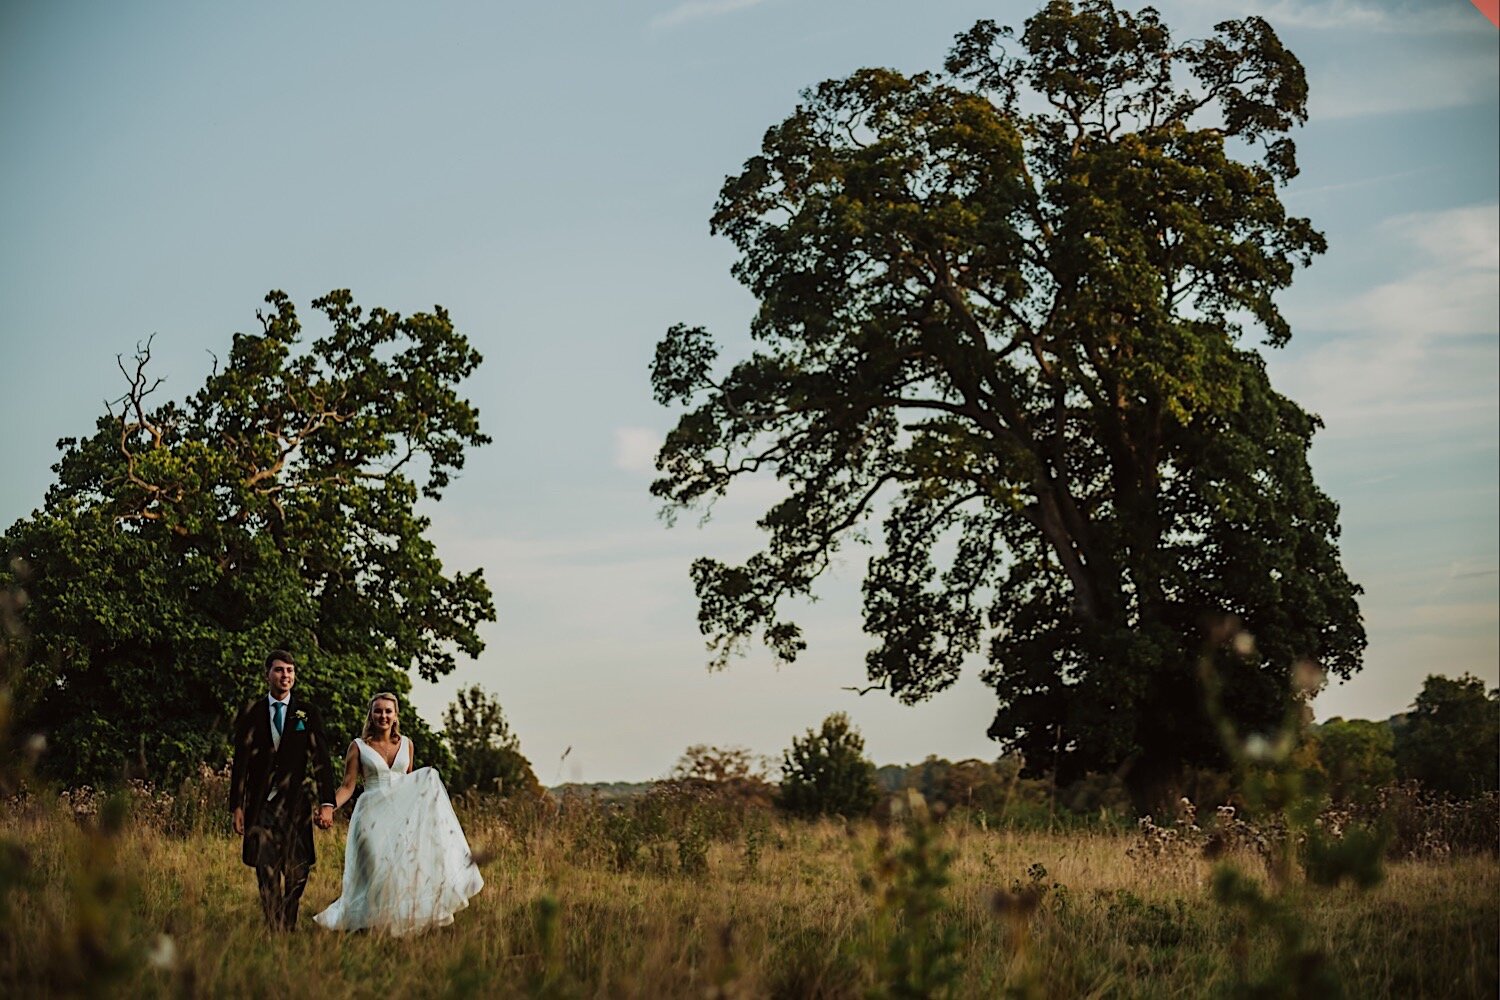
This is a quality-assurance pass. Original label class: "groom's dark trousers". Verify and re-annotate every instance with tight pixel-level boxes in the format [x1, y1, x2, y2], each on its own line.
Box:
[229, 694, 337, 930]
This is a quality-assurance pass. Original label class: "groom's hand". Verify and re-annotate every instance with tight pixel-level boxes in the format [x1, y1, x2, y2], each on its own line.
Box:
[317, 805, 334, 829]
[232, 807, 245, 835]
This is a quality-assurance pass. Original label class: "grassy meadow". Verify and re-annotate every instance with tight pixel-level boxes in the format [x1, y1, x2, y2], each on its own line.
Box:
[2, 788, 1496, 999]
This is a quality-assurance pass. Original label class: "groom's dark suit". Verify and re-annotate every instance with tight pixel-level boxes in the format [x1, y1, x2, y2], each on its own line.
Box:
[229, 693, 337, 929]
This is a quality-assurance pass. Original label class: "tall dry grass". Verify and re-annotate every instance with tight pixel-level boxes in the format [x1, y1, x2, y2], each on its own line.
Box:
[1, 789, 1495, 999]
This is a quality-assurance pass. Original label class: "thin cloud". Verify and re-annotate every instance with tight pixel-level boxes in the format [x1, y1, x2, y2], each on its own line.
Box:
[1310, 49, 1499, 120]
[613, 426, 661, 475]
[1284, 167, 1434, 201]
[1193, 0, 1481, 34]
[1432, 558, 1500, 599]
[1271, 203, 1499, 436]
[650, 0, 768, 31]
[1172, 1, 1497, 119]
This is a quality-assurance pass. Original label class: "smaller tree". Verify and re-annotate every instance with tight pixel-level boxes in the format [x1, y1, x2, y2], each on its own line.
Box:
[902, 756, 958, 809]
[441, 686, 542, 799]
[668, 744, 776, 806]
[672, 744, 763, 784]
[1305, 718, 1394, 804]
[1393, 674, 1499, 798]
[778, 712, 879, 818]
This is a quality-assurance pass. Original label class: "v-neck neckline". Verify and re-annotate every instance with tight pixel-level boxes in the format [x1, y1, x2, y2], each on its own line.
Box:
[362, 736, 401, 771]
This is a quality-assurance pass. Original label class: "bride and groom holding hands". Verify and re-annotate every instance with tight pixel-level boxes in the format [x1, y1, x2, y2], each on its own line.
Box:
[229, 650, 484, 935]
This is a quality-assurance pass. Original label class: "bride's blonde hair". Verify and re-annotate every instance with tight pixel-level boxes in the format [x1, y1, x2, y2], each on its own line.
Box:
[362, 692, 402, 742]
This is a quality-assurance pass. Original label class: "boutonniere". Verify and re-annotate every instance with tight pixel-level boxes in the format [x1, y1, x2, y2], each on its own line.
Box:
[294, 709, 308, 732]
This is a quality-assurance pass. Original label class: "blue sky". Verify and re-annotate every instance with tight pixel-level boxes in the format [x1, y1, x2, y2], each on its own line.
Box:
[1, 0, 1495, 782]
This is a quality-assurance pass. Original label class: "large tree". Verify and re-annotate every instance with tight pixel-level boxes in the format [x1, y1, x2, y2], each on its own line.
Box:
[650, 1, 1364, 807]
[2, 290, 494, 787]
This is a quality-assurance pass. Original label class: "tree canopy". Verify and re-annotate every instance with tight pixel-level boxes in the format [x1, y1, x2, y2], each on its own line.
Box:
[650, 0, 1364, 805]
[1394, 674, 1499, 798]
[3, 290, 494, 787]
[779, 712, 880, 818]
[442, 685, 543, 800]
[1305, 718, 1395, 805]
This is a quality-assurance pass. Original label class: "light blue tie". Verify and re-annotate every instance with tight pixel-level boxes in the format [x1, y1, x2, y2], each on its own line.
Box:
[272, 701, 284, 737]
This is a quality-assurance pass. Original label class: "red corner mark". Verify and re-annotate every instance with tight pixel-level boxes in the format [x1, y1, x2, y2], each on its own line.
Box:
[1474, 0, 1500, 29]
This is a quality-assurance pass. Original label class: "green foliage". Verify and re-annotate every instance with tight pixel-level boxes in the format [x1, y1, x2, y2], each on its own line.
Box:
[1212, 866, 1342, 999]
[863, 799, 963, 999]
[0, 568, 40, 977]
[1303, 821, 1386, 890]
[1199, 624, 1390, 998]
[677, 814, 710, 876]
[586, 777, 763, 877]
[768, 927, 863, 999]
[1394, 674, 1499, 798]
[1009, 860, 1069, 913]
[2, 291, 493, 787]
[601, 807, 646, 872]
[881, 754, 1131, 830]
[779, 712, 880, 818]
[528, 892, 566, 998]
[902, 756, 1013, 814]
[1304, 717, 1395, 804]
[740, 813, 769, 877]
[650, 0, 1364, 806]
[0, 786, 142, 996]
[442, 685, 543, 799]
[2, 786, 1497, 996]
[668, 743, 777, 808]
[1358, 781, 1500, 859]
[1101, 889, 1192, 949]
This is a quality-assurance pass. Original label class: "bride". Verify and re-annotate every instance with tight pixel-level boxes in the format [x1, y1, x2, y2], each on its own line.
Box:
[314, 692, 484, 935]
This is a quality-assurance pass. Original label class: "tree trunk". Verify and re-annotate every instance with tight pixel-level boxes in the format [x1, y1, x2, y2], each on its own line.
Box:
[1123, 752, 1186, 819]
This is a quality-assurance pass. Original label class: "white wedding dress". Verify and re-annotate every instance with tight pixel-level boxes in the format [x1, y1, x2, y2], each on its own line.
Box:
[313, 736, 484, 936]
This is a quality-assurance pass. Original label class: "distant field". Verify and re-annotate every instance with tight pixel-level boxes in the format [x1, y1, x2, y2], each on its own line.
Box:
[2, 801, 1496, 998]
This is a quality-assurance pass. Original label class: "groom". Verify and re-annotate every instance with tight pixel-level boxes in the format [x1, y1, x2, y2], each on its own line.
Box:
[229, 649, 337, 931]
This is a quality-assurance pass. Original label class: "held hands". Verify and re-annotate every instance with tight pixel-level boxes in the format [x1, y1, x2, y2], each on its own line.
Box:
[232, 805, 332, 832]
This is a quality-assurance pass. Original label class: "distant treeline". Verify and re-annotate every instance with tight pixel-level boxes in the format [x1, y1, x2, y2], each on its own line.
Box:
[541, 674, 1497, 826]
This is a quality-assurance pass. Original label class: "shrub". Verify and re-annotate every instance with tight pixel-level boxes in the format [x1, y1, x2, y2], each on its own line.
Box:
[861, 794, 962, 999]
[654, 744, 777, 839]
[778, 713, 879, 819]
[442, 686, 544, 801]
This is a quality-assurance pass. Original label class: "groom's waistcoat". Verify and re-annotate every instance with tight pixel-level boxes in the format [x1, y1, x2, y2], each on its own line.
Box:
[229, 694, 337, 866]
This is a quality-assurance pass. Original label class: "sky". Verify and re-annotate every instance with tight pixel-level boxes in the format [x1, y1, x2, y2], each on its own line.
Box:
[1, 0, 1496, 784]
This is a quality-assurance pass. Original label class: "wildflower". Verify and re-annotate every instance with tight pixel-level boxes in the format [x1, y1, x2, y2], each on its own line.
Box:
[1243, 734, 1273, 761]
[146, 934, 177, 971]
[1202, 831, 1228, 861]
[1292, 658, 1325, 697]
